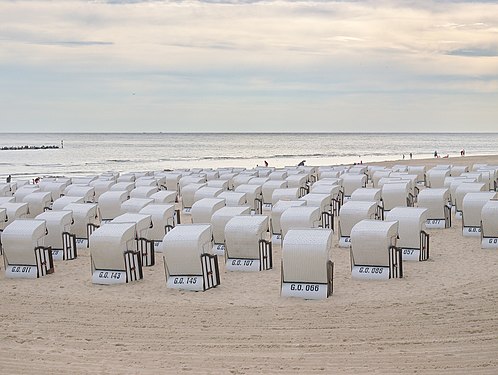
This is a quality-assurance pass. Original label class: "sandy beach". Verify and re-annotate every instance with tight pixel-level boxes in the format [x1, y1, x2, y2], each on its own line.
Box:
[1, 154, 498, 374]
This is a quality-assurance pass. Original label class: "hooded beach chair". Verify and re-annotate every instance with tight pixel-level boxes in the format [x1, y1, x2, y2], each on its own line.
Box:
[350, 187, 384, 219]
[39, 181, 66, 201]
[381, 181, 413, 211]
[150, 190, 177, 204]
[281, 228, 334, 299]
[90, 222, 142, 284]
[14, 185, 40, 203]
[461, 192, 497, 237]
[121, 197, 154, 214]
[211, 206, 251, 255]
[350, 220, 402, 280]
[417, 188, 452, 229]
[64, 185, 96, 203]
[22, 191, 52, 218]
[98, 190, 129, 221]
[337, 200, 378, 247]
[341, 174, 367, 201]
[110, 182, 135, 196]
[190, 198, 225, 224]
[139, 204, 178, 252]
[0, 202, 29, 230]
[217, 191, 248, 207]
[271, 187, 300, 206]
[63, 203, 101, 249]
[280, 206, 321, 242]
[90, 180, 115, 201]
[112, 213, 155, 266]
[130, 186, 158, 199]
[180, 183, 207, 213]
[480, 199, 498, 248]
[299, 193, 334, 230]
[426, 168, 450, 188]
[52, 196, 85, 211]
[454, 182, 487, 219]
[385, 207, 429, 261]
[235, 184, 263, 214]
[270, 200, 306, 241]
[261, 180, 287, 208]
[2, 219, 53, 278]
[224, 215, 272, 271]
[36, 210, 76, 261]
[162, 224, 220, 291]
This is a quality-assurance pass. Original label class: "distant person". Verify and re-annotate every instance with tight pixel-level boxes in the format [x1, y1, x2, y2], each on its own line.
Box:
[6, 174, 11, 183]
[264, 160, 268, 167]
[298, 160, 305, 167]
[410, 152, 413, 159]
[434, 151, 438, 158]
[403, 154, 405, 160]
[61, 140, 64, 149]
[460, 149, 465, 156]
[34, 177, 40, 184]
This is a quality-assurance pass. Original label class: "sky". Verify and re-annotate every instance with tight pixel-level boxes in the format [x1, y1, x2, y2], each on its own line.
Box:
[0, 0, 497, 133]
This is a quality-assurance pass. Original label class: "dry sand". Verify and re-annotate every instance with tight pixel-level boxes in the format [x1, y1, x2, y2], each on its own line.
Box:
[1, 155, 497, 374]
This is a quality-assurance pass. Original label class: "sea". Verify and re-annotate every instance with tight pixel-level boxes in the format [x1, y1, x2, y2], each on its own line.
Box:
[1, 132, 497, 179]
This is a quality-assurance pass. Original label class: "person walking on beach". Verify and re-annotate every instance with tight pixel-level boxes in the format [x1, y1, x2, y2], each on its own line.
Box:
[434, 151, 438, 158]
[264, 160, 268, 167]
[6, 174, 11, 183]
[410, 152, 413, 159]
[298, 160, 305, 166]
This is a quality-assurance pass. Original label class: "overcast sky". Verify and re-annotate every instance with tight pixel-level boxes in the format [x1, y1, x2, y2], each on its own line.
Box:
[0, 0, 497, 133]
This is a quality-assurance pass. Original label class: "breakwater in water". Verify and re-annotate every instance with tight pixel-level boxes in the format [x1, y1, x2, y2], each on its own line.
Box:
[1, 144, 60, 151]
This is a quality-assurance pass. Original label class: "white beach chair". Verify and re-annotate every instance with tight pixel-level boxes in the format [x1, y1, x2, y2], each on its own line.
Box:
[233, 174, 254, 189]
[261, 180, 287, 208]
[269, 170, 288, 180]
[480, 199, 498, 248]
[179, 176, 207, 194]
[130, 186, 158, 199]
[71, 176, 97, 185]
[385, 207, 429, 261]
[286, 174, 309, 197]
[22, 191, 52, 218]
[224, 215, 272, 271]
[271, 187, 300, 206]
[205, 179, 228, 191]
[454, 182, 487, 219]
[270, 200, 306, 241]
[35, 210, 77, 261]
[63, 203, 101, 249]
[121, 197, 154, 214]
[281, 229, 334, 300]
[341, 174, 367, 200]
[181, 183, 207, 212]
[193, 186, 223, 203]
[98, 190, 129, 221]
[14, 185, 40, 203]
[299, 193, 334, 230]
[450, 165, 469, 177]
[190, 198, 225, 224]
[90, 222, 143, 284]
[161, 224, 220, 291]
[350, 220, 402, 280]
[139, 204, 178, 252]
[350, 187, 383, 219]
[149, 190, 177, 204]
[117, 173, 135, 183]
[338, 200, 378, 247]
[163, 172, 182, 194]
[407, 166, 426, 185]
[2, 219, 54, 278]
[0, 202, 29, 230]
[90, 180, 115, 201]
[234, 184, 263, 214]
[135, 177, 157, 187]
[52, 196, 85, 211]
[426, 168, 450, 188]
[310, 183, 343, 215]
[372, 170, 392, 188]
[280, 206, 321, 242]
[112, 213, 155, 266]
[64, 185, 96, 203]
[461, 192, 497, 237]
[110, 182, 135, 196]
[211, 206, 251, 255]
[39, 181, 66, 201]
[0, 183, 13, 197]
[217, 191, 248, 207]
[417, 188, 452, 229]
[381, 182, 413, 212]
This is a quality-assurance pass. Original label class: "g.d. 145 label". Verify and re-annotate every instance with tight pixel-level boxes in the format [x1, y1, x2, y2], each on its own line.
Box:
[166, 276, 204, 291]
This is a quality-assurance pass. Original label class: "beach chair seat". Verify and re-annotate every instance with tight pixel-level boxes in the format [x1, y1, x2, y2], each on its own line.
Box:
[163, 172, 182, 194]
[350, 220, 402, 280]
[139, 204, 178, 253]
[280, 206, 321, 241]
[121, 197, 154, 213]
[299, 193, 334, 230]
[271, 187, 300, 206]
[112, 213, 155, 266]
[98, 190, 129, 221]
[190, 198, 225, 224]
[162, 224, 220, 291]
[454, 182, 487, 219]
[281, 228, 334, 299]
[449, 178, 477, 207]
[286, 174, 309, 196]
[310, 183, 343, 215]
[52, 196, 85, 211]
[224, 215, 272, 271]
[150, 190, 177, 204]
[62, 203, 101, 249]
[64, 185, 96, 203]
[110, 182, 135, 195]
[338, 200, 378, 248]
[417, 188, 452, 229]
[385, 207, 429, 261]
[234, 184, 263, 214]
[0, 202, 29, 230]
[462, 192, 497, 237]
[181, 183, 207, 212]
[2, 219, 53, 278]
[90, 222, 143, 284]
[350, 187, 383, 219]
[36, 211, 77, 260]
[407, 166, 427, 185]
[130, 186, 158, 199]
[481, 199, 498, 248]
[22, 191, 52, 218]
